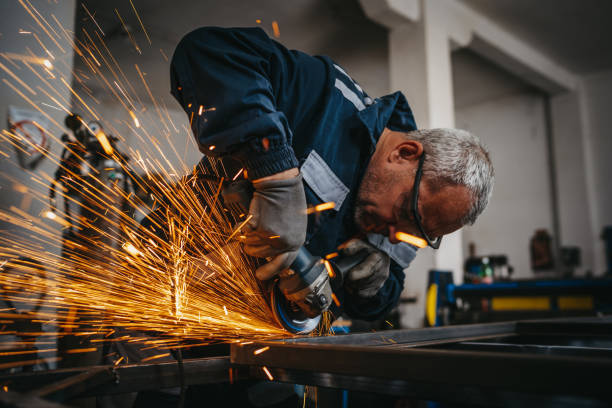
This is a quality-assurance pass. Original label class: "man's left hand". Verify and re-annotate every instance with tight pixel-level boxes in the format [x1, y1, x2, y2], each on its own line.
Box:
[243, 168, 307, 280]
[339, 239, 390, 298]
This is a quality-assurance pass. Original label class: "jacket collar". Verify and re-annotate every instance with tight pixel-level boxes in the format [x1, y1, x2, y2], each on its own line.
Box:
[357, 91, 418, 153]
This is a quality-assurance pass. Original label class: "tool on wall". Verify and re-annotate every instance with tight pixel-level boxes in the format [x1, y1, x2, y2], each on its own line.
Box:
[48, 113, 135, 257]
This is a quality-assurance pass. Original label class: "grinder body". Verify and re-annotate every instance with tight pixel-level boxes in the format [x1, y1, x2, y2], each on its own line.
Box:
[270, 246, 368, 333]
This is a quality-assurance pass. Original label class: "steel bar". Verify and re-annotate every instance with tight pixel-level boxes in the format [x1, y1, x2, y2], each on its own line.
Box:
[517, 317, 612, 336]
[436, 341, 612, 358]
[231, 317, 612, 403]
[0, 391, 73, 408]
[30, 367, 112, 399]
[279, 321, 515, 346]
[248, 366, 608, 408]
[232, 340, 612, 399]
[0, 357, 244, 399]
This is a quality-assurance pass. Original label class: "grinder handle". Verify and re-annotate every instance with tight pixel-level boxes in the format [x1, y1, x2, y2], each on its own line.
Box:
[329, 248, 370, 290]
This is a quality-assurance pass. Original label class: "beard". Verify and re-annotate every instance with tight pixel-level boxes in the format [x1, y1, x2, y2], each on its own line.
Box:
[354, 165, 401, 233]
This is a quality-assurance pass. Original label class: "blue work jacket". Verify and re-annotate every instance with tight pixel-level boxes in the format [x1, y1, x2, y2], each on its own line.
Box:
[170, 27, 418, 321]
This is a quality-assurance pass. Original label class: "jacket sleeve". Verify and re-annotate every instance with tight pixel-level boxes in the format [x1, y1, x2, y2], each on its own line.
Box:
[343, 259, 405, 321]
[171, 27, 311, 180]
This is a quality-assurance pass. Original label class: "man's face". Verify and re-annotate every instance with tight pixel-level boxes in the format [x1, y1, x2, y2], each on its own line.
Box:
[354, 148, 473, 245]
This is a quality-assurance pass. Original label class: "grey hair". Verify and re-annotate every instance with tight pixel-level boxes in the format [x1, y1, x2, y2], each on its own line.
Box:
[405, 128, 494, 226]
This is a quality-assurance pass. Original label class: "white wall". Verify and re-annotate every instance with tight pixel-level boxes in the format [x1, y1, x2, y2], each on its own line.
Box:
[457, 93, 553, 278]
[550, 91, 594, 275]
[72, 97, 202, 178]
[579, 70, 612, 274]
[453, 50, 554, 279]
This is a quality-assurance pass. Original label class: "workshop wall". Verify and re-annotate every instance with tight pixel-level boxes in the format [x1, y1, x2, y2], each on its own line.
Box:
[0, 0, 76, 228]
[579, 69, 612, 274]
[76, 99, 203, 178]
[452, 49, 555, 280]
[70, 0, 391, 183]
[550, 91, 594, 276]
[0, 0, 77, 369]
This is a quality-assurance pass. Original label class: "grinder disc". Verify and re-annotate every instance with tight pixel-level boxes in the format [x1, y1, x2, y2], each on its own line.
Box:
[270, 282, 320, 334]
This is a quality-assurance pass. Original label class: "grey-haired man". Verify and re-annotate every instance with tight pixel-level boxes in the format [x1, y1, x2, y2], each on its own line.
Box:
[171, 26, 494, 321]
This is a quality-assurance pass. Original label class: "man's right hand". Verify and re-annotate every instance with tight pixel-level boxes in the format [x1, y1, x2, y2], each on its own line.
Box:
[242, 168, 307, 280]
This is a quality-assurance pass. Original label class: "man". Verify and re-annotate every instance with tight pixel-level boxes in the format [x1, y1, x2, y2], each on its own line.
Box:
[170, 26, 494, 322]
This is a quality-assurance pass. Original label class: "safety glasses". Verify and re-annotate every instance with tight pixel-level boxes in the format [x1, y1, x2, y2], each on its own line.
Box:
[411, 153, 442, 249]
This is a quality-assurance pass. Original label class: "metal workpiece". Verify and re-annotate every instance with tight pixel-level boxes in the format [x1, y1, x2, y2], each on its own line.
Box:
[0, 357, 241, 400]
[3, 318, 612, 407]
[246, 367, 609, 408]
[230, 317, 612, 406]
[0, 391, 74, 408]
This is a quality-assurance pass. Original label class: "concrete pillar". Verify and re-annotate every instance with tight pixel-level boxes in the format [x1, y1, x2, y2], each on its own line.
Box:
[360, 0, 464, 328]
[362, 0, 465, 286]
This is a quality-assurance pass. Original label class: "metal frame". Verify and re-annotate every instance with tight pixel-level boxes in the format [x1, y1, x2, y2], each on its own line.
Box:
[231, 317, 612, 407]
[0, 356, 245, 400]
[2, 317, 612, 407]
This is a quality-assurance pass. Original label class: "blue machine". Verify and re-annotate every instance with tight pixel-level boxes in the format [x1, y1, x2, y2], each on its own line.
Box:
[426, 270, 612, 326]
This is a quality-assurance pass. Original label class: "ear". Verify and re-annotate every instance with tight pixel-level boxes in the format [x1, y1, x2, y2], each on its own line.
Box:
[388, 140, 423, 164]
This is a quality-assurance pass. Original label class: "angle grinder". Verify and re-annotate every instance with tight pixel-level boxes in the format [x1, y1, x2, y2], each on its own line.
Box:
[223, 179, 368, 334]
[269, 245, 368, 334]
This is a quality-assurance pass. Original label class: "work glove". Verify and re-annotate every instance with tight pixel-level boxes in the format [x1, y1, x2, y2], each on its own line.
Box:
[243, 174, 307, 280]
[339, 239, 390, 298]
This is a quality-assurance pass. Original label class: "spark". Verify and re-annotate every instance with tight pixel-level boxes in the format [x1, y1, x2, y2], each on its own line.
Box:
[262, 366, 274, 381]
[95, 130, 114, 155]
[209, 145, 215, 151]
[129, 110, 141, 128]
[305, 201, 335, 214]
[141, 353, 170, 362]
[323, 260, 335, 278]
[159, 49, 169, 62]
[232, 168, 244, 181]
[129, 0, 151, 45]
[331, 293, 341, 307]
[43, 210, 56, 220]
[40, 102, 62, 111]
[325, 252, 338, 260]
[253, 346, 269, 355]
[0, 2, 292, 367]
[272, 21, 280, 38]
[394, 232, 427, 248]
[122, 242, 141, 257]
[226, 214, 253, 243]
[65, 347, 97, 354]
[114, 8, 141, 54]
[0, 60, 37, 95]
[82, 3, 104, 36]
